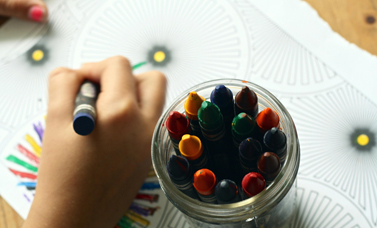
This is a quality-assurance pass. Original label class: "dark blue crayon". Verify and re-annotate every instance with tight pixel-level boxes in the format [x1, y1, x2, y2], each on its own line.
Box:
[263, 127, 287, 164]
[239, 137, 263, 176]
[73, 80, 99, 136]
[140, 182, 160, 190]
[166, 155, 199, 200]
[215, 179, 242, 204]
[210, 85, 235, 131]
[198, 101, 234, 180]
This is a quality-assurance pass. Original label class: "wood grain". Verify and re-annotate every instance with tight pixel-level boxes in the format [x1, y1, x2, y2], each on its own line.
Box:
[1, 0, 377, 227]
[305, 0, 377, 56]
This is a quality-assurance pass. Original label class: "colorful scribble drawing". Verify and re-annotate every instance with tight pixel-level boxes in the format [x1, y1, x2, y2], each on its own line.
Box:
[2, 116, 161, 228]
[5, 121, 42, 192]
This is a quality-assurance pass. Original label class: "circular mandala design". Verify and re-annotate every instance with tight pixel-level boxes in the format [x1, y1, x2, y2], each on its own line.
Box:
[282, 83, 377, 225]
[0, 6, 77, 128]
[70, 0, 250, 106]
[229, 0, 344, 95]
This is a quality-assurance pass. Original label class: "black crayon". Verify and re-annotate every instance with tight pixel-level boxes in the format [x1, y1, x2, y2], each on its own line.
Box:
[263, 127, 287, 164]
[167, 155, 199, 200]
[239, 137, 263, 175]
[215, 179, 241, 204]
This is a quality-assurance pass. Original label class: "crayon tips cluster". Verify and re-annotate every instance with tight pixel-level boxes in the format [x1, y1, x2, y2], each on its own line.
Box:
[166, 84, 287, 204]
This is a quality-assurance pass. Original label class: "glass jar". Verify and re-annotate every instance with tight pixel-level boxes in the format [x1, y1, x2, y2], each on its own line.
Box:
[151, 79, 300, 228]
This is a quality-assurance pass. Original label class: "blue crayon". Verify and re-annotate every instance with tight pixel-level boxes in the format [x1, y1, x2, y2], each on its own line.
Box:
[215, 179, 242, 204]
[73, 80, 99, 136]
[210, 85, 235, 131]
[17, 182, 37, 188]
[140, 182, 160, 190]
[167, 155, 199, 200]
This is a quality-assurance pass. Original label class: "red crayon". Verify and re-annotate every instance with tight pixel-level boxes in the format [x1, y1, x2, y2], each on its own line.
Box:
[234, 86, 259, 118]
[193, 169, 217, 204]
[166, 111, 190, 155]
[242, 172, 266, 198]
[135, 193, 159, 203]
[256, 107, 280, 139]
[17, 144, 40, 165]
[9, 168, 37, 180]
[257, 152, 281, 186]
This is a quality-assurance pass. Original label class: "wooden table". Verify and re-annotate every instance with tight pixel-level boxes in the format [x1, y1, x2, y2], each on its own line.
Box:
[1, 0, 377, 227]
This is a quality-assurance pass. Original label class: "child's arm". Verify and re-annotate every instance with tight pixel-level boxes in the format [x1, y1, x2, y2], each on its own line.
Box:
[22, 56, 167, 228]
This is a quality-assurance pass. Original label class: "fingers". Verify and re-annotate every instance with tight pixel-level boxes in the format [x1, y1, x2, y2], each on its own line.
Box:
[47, 57, 167, 131]
[135, 71, 167, 124]
[0, 0, 48, 22]
[78, 56, 137, 104]
[47, 67, 85, 123]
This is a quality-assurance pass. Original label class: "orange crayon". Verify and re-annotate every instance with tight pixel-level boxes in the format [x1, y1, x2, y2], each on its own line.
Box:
[256, 107, 280, 138]
[193, 169, 217, 204]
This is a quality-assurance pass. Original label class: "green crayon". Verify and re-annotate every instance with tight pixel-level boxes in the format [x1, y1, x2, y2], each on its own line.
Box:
[231, 112, 256, 148]
[198, 101, 233, 180]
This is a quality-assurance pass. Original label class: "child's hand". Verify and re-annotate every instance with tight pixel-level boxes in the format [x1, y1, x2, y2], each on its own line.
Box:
[0, 0, 47, 22]
[23, 56, 166, 228]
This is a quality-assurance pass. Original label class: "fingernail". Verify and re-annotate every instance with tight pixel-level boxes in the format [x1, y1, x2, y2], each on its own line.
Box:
[28, 6, 45, 22]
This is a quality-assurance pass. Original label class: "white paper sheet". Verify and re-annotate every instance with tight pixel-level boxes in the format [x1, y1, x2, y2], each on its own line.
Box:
[0, 0, 376, 227]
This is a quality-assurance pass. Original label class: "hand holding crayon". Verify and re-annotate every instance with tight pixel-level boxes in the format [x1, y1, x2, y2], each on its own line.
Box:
[23, 57, 167, 228]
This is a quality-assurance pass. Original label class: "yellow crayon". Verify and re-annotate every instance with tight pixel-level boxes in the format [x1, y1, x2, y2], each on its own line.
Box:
[25, 134, 41, 157]
[125, 210, 150, 227]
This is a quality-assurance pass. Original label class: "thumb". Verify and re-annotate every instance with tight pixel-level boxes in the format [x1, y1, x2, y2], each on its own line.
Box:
[0, 0, 48, 22]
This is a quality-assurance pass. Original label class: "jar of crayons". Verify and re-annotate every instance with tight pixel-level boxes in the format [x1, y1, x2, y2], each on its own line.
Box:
[152, 79, 300, 228]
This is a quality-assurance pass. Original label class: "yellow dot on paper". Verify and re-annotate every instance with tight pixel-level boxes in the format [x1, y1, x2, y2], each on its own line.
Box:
[32, 50, 44, 62]
[154, 51, 165, 62]
[357, 134, 369, 146]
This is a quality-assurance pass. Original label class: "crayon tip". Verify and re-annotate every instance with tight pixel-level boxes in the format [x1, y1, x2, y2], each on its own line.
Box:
[166, 111, 190, 139]
[198, 101, 222, 129]
[256, 108, 280, 132]
[215, 179, 239, 203]
[210, 85, 233, 108]
[167, 155, 190, 180]
[179, 134, 203, 160]
[263, 127, 287, 150]
[235, 86, 258, 116]
[73, 113, 95, 136]
[258, 152, 281, 175]
[232, 113, 255, 138]
[239, 137, 263, 160]
[193, 169, 217, 195]
[184, 92, 205, 120]
[242, 172, 266, 198]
